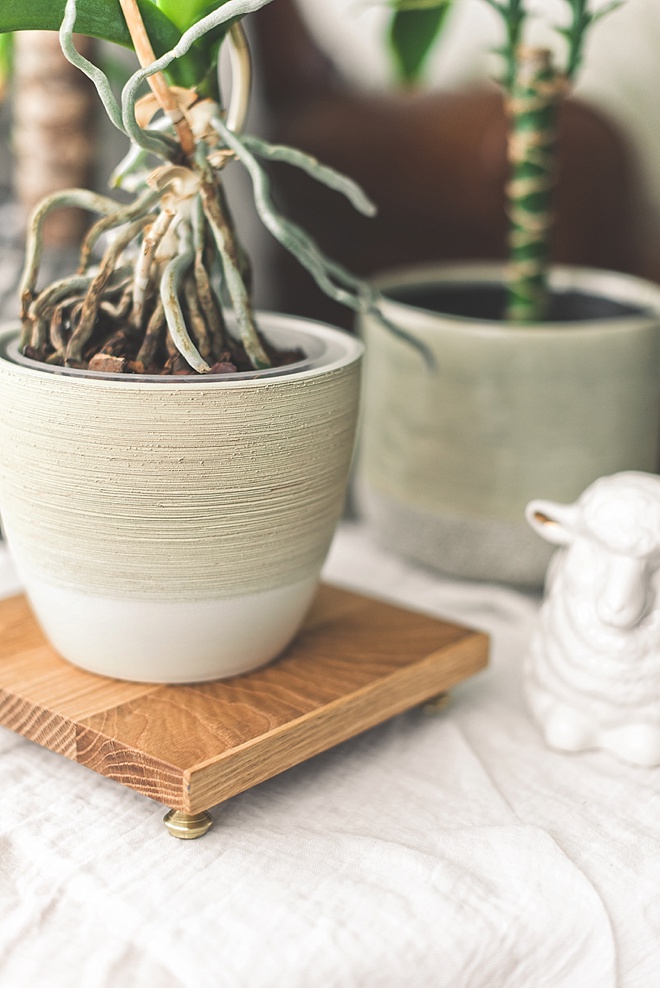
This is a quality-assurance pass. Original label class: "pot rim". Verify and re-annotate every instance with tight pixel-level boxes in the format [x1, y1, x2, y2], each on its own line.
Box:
[368, 262, 660, 337]
[0, 311, 363, 389]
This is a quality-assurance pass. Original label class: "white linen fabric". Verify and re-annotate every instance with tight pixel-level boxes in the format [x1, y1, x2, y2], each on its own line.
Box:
[0, 523, 658, 987]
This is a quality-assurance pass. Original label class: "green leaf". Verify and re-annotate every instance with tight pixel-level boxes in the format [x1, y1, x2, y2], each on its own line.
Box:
[0, 0, 210, 86]
[389, 0, 450, 9]
[0, 32, 12, 100]
[591, 0, 625, 24]
[155, 0, 223, 32]
[0, 1, 170, 49]
[389, 3, 452, 83]
[154, 0, 237, 92]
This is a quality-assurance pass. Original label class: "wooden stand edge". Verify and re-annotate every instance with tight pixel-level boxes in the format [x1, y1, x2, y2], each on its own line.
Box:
[0, 584, 489, 833]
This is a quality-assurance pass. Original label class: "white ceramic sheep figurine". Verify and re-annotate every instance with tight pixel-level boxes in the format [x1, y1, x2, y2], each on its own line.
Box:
[525, 471, 660, 767]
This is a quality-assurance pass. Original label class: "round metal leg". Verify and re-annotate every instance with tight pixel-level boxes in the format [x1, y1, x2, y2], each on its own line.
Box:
[422, 691, 451, 715]
[163, 809, 214, 839]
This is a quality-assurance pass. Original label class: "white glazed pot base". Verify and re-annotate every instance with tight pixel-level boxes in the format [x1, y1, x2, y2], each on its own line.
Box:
[21, 569, 319, 683]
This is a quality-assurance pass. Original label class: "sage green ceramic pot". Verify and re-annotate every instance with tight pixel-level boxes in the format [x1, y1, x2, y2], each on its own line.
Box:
[356, 263, 660, 588]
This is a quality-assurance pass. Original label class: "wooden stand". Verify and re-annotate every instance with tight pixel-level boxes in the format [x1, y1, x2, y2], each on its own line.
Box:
[0, 584, 488, 837]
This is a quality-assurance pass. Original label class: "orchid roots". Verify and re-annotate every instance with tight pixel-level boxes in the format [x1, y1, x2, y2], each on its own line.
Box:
[19, 0, 427, 375]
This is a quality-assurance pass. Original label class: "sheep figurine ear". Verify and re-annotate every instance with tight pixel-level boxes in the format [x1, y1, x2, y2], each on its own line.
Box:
[525, 499, 579, 546]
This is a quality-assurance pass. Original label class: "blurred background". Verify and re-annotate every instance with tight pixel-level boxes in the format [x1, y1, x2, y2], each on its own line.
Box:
[0, 0, 658, 327]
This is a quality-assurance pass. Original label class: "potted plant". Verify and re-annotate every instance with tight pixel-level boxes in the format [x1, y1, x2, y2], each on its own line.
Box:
[0, 0, 394, 682]
[355, 0, 660, 587]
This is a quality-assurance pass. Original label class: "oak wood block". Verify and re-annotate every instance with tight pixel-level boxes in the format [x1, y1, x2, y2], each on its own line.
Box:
[0, 585, 488, 812]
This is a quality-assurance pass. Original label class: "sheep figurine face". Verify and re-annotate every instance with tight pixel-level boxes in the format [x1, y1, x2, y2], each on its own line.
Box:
[525, 471, 660, 767]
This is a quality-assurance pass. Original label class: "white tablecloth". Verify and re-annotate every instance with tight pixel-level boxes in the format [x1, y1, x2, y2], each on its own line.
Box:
[0, 522, 658, 988]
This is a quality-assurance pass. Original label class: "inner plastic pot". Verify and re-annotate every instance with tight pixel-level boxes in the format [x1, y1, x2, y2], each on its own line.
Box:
[385, 283, 649, 322]
[1, 314, 326, 382]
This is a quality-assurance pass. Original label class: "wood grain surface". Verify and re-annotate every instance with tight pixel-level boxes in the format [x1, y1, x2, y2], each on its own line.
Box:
[0, 585, 488, 812]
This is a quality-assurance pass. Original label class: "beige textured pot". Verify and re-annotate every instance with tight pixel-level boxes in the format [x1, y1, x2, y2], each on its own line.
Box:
[356, 263, 660, 588]
[0, 314, 362, 682]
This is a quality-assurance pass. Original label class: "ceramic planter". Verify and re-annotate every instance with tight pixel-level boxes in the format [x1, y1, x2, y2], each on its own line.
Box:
[356, 263, 660, 587]
[0, 314, 362, 682]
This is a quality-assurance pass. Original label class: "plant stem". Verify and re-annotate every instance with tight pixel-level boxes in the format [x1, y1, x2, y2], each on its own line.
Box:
[482, 0, 527, 92]
[118, 0, 196, 159]
[505, 47, 564, 323]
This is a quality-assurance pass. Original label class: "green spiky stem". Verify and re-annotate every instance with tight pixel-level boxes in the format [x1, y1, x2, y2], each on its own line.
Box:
[505, 46, 564, 323]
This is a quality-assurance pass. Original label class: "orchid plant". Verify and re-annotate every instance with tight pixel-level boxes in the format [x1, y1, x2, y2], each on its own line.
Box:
[387, 0, 623, 322]
[0, 0, 393, 374]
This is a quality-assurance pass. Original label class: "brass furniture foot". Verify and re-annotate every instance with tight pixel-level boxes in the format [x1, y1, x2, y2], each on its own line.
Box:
[422, 691, 451, 715]
[163, 809, 214, 839]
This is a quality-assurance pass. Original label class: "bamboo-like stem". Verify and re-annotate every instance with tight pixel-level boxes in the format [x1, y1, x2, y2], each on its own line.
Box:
[563, 0, 623, 82]
[117, 4, 262, 369]
[504, 47, 563, 323]
[483, 0, 527, 92]
[118, 0, 196, 159]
